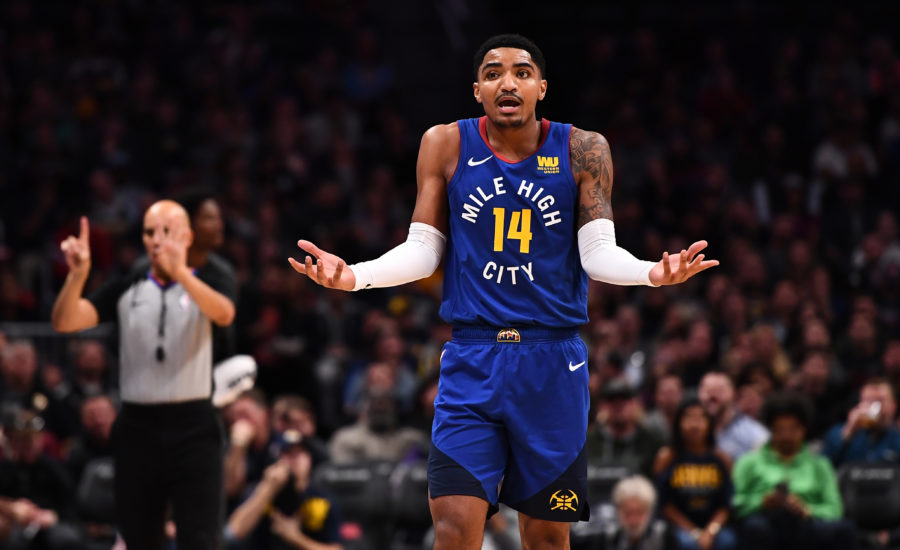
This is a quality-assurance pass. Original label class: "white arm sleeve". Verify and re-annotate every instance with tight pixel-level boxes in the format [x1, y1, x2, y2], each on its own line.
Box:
[577, 218, 658, 286]
[348, 222, 446, 290]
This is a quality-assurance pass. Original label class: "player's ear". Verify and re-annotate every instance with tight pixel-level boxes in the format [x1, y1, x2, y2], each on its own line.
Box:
[184, 227, 194, 248]
[539, 79, 547, 101]
[473, 81, 483, 104]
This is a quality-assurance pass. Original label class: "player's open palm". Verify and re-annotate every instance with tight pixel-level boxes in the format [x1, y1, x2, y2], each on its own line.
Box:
[60, 216, 91, 278]
[288, 240, 355, 291]
[648, 240, 719, 286]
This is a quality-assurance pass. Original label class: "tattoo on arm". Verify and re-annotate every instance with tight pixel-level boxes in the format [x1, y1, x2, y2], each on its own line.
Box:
[571, 128, 614, 226]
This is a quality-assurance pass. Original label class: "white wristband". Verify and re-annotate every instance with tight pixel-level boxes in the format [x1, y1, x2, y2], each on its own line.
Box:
[349, 222, 446, 290]
[577, 219, 657, 286]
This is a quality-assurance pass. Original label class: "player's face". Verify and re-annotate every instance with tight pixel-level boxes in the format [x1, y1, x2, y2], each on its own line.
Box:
[474, 47, 546, 128]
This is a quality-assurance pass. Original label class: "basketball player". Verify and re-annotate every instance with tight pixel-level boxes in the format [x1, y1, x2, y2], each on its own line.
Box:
[289, 34, 718, 550]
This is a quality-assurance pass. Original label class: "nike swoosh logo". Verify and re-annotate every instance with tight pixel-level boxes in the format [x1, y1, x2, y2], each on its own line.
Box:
[467, 155, 493, 166]
[568, 361, 586, 372]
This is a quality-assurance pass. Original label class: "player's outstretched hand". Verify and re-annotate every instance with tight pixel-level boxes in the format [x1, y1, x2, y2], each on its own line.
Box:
[648, 240, 719, 286]
[60, 216, 91, 278]
[288, 240, 356, 291]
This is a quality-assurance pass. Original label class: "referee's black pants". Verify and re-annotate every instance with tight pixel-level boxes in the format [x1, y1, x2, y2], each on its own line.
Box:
[112, 400, 224, 550]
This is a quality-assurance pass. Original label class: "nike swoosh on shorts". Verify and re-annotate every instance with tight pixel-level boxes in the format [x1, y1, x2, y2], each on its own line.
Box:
[568, 361, 586, 372]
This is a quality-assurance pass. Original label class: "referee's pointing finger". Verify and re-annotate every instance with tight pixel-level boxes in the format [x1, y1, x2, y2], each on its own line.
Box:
[79, 216, 90, 244]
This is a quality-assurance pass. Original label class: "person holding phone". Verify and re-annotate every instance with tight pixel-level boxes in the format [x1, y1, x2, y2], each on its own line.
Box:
[733, 393, 855, 550]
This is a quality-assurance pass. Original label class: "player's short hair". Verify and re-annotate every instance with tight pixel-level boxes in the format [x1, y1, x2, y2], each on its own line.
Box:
[473, 34, 546, 79]
[612, 475, 656, 509]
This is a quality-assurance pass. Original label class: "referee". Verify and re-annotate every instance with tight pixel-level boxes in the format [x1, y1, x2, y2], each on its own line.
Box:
[51, 200, 236, 550]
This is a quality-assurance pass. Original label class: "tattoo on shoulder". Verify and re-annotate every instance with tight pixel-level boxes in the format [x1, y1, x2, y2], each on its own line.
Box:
[571, 128, 614, 225]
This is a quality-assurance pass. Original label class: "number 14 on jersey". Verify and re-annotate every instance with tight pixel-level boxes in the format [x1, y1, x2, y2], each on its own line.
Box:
[493, 208, 533, 253]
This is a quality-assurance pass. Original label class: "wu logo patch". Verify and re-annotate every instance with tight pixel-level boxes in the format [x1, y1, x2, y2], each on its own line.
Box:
[549, 489, 579, 512]
[537, 155, 560, 174]
[496, 328, 521, 343]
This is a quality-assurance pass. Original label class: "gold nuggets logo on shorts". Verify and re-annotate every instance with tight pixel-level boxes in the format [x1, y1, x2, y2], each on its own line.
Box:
[549, 490, 579, 512]
[537, 155, 560, 174]
[496, 328, 521, 343]
[550, 489, 578, 512]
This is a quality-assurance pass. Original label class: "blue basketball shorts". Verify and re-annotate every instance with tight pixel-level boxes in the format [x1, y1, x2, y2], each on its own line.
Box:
[427, 326, 590, 522]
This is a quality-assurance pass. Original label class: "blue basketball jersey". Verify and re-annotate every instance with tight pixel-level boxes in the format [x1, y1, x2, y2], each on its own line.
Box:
[440, 116, 588, 327]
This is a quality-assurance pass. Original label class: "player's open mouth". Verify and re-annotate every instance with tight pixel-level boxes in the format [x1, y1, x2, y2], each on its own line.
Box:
[497, 97, 521, 114]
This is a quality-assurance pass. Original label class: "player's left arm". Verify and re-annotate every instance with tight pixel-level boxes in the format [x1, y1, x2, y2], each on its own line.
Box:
[571, 127, 718, 286]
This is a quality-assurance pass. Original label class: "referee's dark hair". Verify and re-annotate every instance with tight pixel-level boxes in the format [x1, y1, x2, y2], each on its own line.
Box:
[761, 392, 814, 431]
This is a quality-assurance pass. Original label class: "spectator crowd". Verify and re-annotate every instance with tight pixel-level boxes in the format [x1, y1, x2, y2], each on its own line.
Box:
[2, 0, 900, 548]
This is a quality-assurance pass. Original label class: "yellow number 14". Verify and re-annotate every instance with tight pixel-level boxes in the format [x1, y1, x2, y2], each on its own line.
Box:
[493, 208, 533, 253]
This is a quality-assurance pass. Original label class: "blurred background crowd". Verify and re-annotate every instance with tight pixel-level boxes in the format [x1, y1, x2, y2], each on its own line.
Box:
[2, 0, 900, 549]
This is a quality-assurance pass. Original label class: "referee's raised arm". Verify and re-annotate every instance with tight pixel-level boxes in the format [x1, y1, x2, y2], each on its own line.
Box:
[51, 215, 100, 333]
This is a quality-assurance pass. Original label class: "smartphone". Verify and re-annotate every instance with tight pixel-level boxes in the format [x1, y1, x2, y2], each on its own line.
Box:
[775, 481, 788, 496]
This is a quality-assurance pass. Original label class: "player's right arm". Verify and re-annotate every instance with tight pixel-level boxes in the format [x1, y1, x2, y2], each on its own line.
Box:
[288, 123, 457, 291]
[51, 216, 100, 333]
[409, 122, 457, 232]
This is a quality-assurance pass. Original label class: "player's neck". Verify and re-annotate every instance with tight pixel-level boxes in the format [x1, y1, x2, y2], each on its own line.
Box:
[483, 115, 542, 161]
